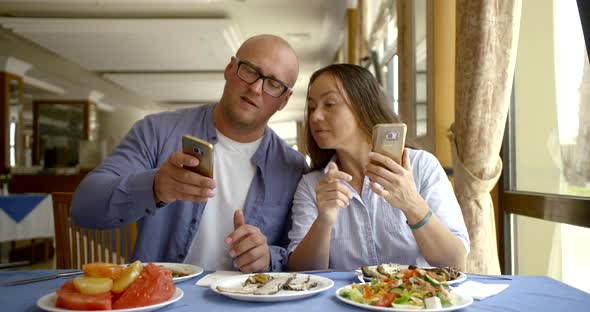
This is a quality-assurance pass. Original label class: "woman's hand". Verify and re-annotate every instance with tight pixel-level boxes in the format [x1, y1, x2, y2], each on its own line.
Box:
[315, 162, 353, 226]
[365, 148, 423, 213]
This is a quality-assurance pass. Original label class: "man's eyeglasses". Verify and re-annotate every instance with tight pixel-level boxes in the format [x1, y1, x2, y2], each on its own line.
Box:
[233, 57, 291, 98]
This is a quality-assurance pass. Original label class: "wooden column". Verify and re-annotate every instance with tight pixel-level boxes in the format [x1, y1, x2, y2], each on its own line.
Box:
[296, 120, 305, 155]
[433, 0, 456, 168]
[397, 0, 416, 135]
[358, 0, 367, 60]
[348, 7, 359, 64]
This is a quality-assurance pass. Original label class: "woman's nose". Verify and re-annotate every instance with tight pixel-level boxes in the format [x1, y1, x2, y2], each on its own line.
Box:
[310, 108, 324, 122]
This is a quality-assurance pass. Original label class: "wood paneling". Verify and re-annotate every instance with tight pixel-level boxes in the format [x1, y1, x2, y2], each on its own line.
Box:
[8, 174, 86, 193]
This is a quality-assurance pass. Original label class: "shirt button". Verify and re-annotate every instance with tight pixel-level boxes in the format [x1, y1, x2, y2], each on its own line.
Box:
[119, 218, 124, 223]
[145, 209, 151, 214]
[178, 254, 184, 260]
[191, 218, 197, 225]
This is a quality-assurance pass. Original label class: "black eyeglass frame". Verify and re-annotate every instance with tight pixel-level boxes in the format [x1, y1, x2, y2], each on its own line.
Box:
[233, 57, 292, 98]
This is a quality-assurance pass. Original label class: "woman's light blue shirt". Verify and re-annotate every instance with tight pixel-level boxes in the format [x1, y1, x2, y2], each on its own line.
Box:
[287, 149, 470, 270]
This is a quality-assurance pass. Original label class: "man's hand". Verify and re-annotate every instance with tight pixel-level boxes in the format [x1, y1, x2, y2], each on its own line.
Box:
[225, 210, 270, 273]
[153, 152, 216, 204]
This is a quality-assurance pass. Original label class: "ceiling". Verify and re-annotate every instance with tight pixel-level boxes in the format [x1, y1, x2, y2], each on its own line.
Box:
[0, 0, 348, 122]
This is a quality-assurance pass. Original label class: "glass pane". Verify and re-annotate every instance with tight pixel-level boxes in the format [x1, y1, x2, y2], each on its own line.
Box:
[8, 78, 20, 168]
[269, 120, 297, 146]
[514, 214, 590, 293]
[37, 103, 84, 168]
[513, 0, 590, 197]
[384, 56, 399, 114]
[512, 0, 590, 295]
[385, 17, 397, 51]
[414, 0, 427, 136]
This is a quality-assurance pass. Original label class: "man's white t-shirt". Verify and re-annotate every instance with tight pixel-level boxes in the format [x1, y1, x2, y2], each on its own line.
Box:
[183, 130, 261, 270]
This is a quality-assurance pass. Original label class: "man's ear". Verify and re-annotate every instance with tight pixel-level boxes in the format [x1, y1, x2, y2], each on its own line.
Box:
[278, 90, 293, 111]
[223, 58, 235, 81]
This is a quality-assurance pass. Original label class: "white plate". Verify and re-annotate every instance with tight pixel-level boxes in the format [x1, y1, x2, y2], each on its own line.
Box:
[211, 273, 334, 302]
[151, 262, 203, 283]
[336, 285, 473, 311]
[442, 272, 466, 285]
[358, 268, 467, 286]
[36, 288, 184, 312]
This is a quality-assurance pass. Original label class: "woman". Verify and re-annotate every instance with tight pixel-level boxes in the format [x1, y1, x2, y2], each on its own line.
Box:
[287, 64, 469, 271]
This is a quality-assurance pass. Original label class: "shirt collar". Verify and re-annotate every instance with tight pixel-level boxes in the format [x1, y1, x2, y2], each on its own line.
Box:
[203, 103, 218, 144]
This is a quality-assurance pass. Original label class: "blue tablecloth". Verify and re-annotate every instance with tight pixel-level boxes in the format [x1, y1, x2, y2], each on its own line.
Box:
[1, 271, 589, 311]
[0, 194, 48, 223]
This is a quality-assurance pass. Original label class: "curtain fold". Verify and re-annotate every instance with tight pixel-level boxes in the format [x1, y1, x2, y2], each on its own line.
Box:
[450, 0, 522, 274]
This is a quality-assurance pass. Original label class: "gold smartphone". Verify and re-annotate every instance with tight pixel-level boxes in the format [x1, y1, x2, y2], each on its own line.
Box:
[372, 123, 407, 164]
[182, 134, 214, 178]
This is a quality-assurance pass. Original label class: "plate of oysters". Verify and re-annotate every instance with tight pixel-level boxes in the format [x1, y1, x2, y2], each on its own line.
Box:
[358, 263, 467, 285]
[211, 273, 334, 302]
[152, 262, 203, 283]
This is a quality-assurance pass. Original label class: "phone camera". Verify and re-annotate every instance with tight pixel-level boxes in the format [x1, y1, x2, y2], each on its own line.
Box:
[386, 132, 399, 140]
[192, 147, 204, 156]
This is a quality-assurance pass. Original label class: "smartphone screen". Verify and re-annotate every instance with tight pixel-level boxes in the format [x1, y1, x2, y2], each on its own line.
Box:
[371, 123, 407, 164]
[182, 134, 214, 178]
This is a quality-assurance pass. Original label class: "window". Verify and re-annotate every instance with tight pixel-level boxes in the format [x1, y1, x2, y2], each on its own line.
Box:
[366, 0, 433, 151]
[384, 55, 399, 114]
[504, 0, 590, 293]
[269, 121, 297, 147]
[414, 0, 428, 137]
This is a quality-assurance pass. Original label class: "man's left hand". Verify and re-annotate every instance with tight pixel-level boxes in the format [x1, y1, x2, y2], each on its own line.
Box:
[225, 210, 270, 273]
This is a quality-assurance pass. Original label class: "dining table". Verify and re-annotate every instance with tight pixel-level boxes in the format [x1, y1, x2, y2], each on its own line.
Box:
[1, 270, 589, 311]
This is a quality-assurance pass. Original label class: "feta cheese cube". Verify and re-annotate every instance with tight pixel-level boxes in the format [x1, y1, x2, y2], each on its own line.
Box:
[424, 296, 442, 309]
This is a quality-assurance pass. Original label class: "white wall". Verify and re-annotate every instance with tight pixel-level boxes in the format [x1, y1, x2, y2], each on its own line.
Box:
[98, 106, 156, 155]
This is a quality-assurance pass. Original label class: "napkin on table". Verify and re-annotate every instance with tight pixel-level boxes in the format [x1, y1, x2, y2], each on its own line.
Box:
[195, 270, 243, 287]
[454, 280, 510, 300]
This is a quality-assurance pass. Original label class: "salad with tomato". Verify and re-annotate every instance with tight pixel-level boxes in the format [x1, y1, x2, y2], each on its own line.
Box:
[339, 268, 457, 309]
[55, 261, 176, 310]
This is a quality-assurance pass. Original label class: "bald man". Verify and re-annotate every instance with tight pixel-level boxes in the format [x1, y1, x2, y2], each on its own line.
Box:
[72, 35, 307, 273]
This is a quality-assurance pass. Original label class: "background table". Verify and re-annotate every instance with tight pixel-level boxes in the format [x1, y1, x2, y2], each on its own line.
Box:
[0, 194, 53, 242]
[1, 271, 589, 311]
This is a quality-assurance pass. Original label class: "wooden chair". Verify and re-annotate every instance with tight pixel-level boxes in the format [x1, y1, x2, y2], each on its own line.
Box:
[52, 192, 137, 269]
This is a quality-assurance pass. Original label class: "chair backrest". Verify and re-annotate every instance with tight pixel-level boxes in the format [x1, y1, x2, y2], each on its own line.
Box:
[52, 192, 137, 269]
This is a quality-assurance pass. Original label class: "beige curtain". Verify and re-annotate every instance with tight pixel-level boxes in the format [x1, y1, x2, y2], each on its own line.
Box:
[449, 0, 522, 274]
